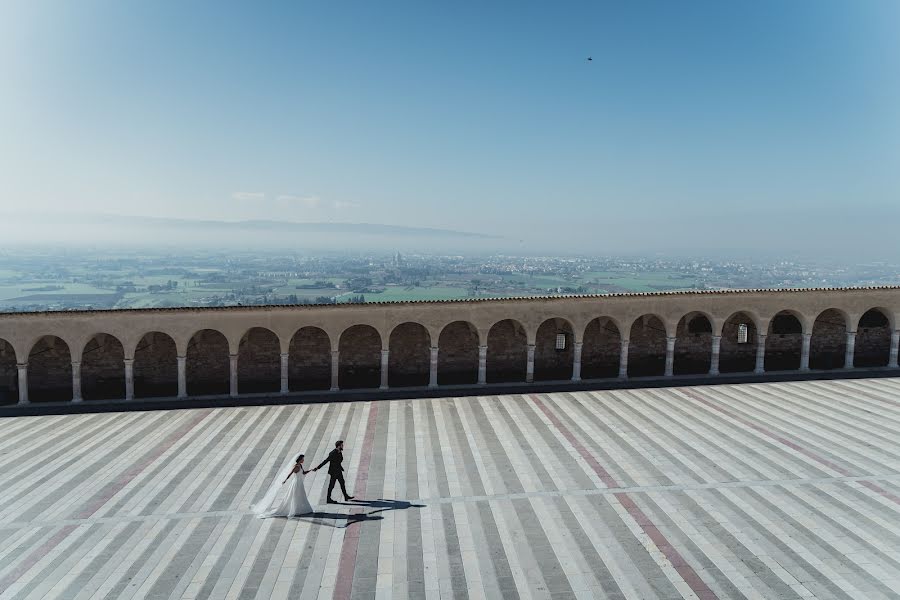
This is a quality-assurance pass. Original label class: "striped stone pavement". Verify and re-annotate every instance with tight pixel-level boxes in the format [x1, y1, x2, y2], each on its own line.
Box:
[1, 378, 900, 600]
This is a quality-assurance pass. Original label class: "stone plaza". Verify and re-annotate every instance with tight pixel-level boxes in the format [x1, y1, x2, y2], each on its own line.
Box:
[2, 377, 900, 599]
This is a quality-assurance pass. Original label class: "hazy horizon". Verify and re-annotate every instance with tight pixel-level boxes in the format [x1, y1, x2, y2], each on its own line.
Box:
[2, 1, 899, 260]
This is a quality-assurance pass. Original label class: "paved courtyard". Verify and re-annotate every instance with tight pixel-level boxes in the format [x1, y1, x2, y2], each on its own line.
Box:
[1, 379, 900, 600]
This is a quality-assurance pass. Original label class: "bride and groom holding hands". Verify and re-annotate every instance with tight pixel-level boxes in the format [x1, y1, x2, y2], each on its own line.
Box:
[252, 440, 356, 518]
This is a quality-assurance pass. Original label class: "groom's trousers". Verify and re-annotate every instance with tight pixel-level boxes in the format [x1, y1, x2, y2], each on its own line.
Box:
[327, 473, 350, 500]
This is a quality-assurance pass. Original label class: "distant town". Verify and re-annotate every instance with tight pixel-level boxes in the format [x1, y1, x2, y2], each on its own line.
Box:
[0, 248, 898, 313]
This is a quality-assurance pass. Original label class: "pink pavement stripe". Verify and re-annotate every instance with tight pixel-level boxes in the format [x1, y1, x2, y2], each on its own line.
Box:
[681, 388, 900, 507]
[530, 394, 719, 600]
[333, 402, 380, 600]
[71, 409, 213, 520]
[0, 524, 79, 592]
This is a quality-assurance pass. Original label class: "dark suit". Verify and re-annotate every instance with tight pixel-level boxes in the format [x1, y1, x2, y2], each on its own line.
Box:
[316, 448, 350, 500]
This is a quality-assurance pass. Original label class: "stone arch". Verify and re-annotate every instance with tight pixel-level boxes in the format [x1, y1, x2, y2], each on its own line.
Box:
[486, 319, 527, 383]
[81, 333, 125, 401]
[339, 325, 381, 389]
[388, 322, 430, 387]
[0, 338, 18, 405]
[534, 318, 574, 381]
[133, 331, 178, 398]
[765, 310, 804, 371]
[288, 327, 331, 391]
[238, 327, 280, 394]
[28, 336, 72, 402]
[582, 317, 621, 379]
[674, 313, 712, 375]
[719, 311, 758, 373]
[855, 308, 892, 367]
[628, 314, 667, 377]
[186, 329, 229, 396]
[438, 321, 479, 385]
[810, 308, 848, 370]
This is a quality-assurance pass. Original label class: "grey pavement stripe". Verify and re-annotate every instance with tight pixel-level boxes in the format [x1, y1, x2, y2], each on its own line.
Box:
[209, 406, 293, 512]
[403, 402, 426, 598]
[65, 521, 144, 600]
[423, 400, 468, 599]
[549, 495, 621, 598]
[234, 518, 288, 599]
[97, 519, 181, 600]
[141, 516, 220, 599]
[191, 515, 255, 600]
[0, 413, 148, 516]
[718, 384, 900, 473]
[782, 381, 900, 437]
[287, 402, 355, 598]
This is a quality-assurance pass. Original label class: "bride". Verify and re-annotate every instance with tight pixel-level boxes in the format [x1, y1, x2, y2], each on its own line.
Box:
[252, 453, 314, 518]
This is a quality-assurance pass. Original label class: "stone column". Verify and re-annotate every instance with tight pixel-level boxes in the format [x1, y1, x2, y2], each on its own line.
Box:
[229, 353, 238, 397]
[844, 331, 857, 369]
[618, 339, 629, 379]
[330, 350, 340, 391]
[177, 355, 187, 398]
[380, 349, 390, 390]
[124, 358, 134, 401]
[478, 344, 488, 385]
[16, 362, 28, 405]
[526, 343, 536, 383]
[572, 341, 583, 382]
[429, 346, 439, 388]
[800, 333, 812, 371]
[889, 330, 900, 368]
[280, 352, 289, 395]
[71, 360, 82, 402]
[664, 337, 676, 377]
[754, 334, 767, 374]
[709, 335, 722, 376]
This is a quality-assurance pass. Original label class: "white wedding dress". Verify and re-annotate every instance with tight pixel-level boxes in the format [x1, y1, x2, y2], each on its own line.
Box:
[252, 465, 314, 518]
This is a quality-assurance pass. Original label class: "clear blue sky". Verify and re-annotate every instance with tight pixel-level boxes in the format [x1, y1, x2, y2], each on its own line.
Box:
[1, 1, 899, 256]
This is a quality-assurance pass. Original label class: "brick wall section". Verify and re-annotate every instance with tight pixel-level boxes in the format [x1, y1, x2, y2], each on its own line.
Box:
[674, 316, 712, 375]
[133, 332, 178, 398]
[388, 323, 430, 387]
[437, 321, 479, 385]
[0, 339, 18, 405]
[628, 316, 666, 377]
[855, 325, 891, 367]
[81, 333, 125, 400]
[720, 314, 757, 373]
[486, 319, 527, 383]
[28, 336, 72, 402]
[534, 318, 574, 381]
[339, 325, 381, 389]
[810, 309, 847, 370]
[186, 329, 229, 396]
[581, 318, 621, 379]
[288, 327, 331, 390]
[238, 327, 280, 393]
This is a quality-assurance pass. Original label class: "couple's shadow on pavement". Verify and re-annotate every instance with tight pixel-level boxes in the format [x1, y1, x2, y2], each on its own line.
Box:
[283, 498, 425, 529]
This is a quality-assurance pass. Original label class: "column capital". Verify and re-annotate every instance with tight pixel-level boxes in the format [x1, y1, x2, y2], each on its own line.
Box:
[229, 352, 238, 359]
[381, 348, 390, 356]
[123, 358, 134, 365]
[16, 362, 28, 369]
[331, 348, 340, 356]
[71, 360, 81, 367]
[280, 351, 289, 358]
[573, 341, 583, 348]
[711, 334, 722, 340]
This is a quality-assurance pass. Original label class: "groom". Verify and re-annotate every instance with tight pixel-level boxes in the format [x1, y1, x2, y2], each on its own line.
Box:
[314, 440, 355, 503]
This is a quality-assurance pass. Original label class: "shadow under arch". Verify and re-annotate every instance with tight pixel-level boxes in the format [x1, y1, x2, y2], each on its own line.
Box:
[438, 321, 479, 385]
[765, 310, 804, 371]
[534, 317, 574, 381]
[581, 317, 620, 379]
[674, 312, 712, 375]
[855, 308, 892, 368]
[628, 314, 667, 377]
[187, 329, 229, 396]
[81, 333, 125, 400]
[339, 324, 381, 389]
[28, 335, 72, 402]
[134, 331, 178, 398]
[289, 326, 331, 391]
[719, 311, 758, 373]
[388, 322, 430, 387]
[238, 327, 281, 394]
[486, 319, 527, 383]
[0, 338, 18, 405]
[810, 308, 848, 370]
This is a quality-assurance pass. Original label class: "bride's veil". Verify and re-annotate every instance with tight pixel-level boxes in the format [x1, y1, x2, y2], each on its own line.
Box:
[251, 452, 298, 515]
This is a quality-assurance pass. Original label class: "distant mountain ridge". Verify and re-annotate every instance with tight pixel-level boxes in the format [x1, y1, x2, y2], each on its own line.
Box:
[7, 212, 500, 239]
